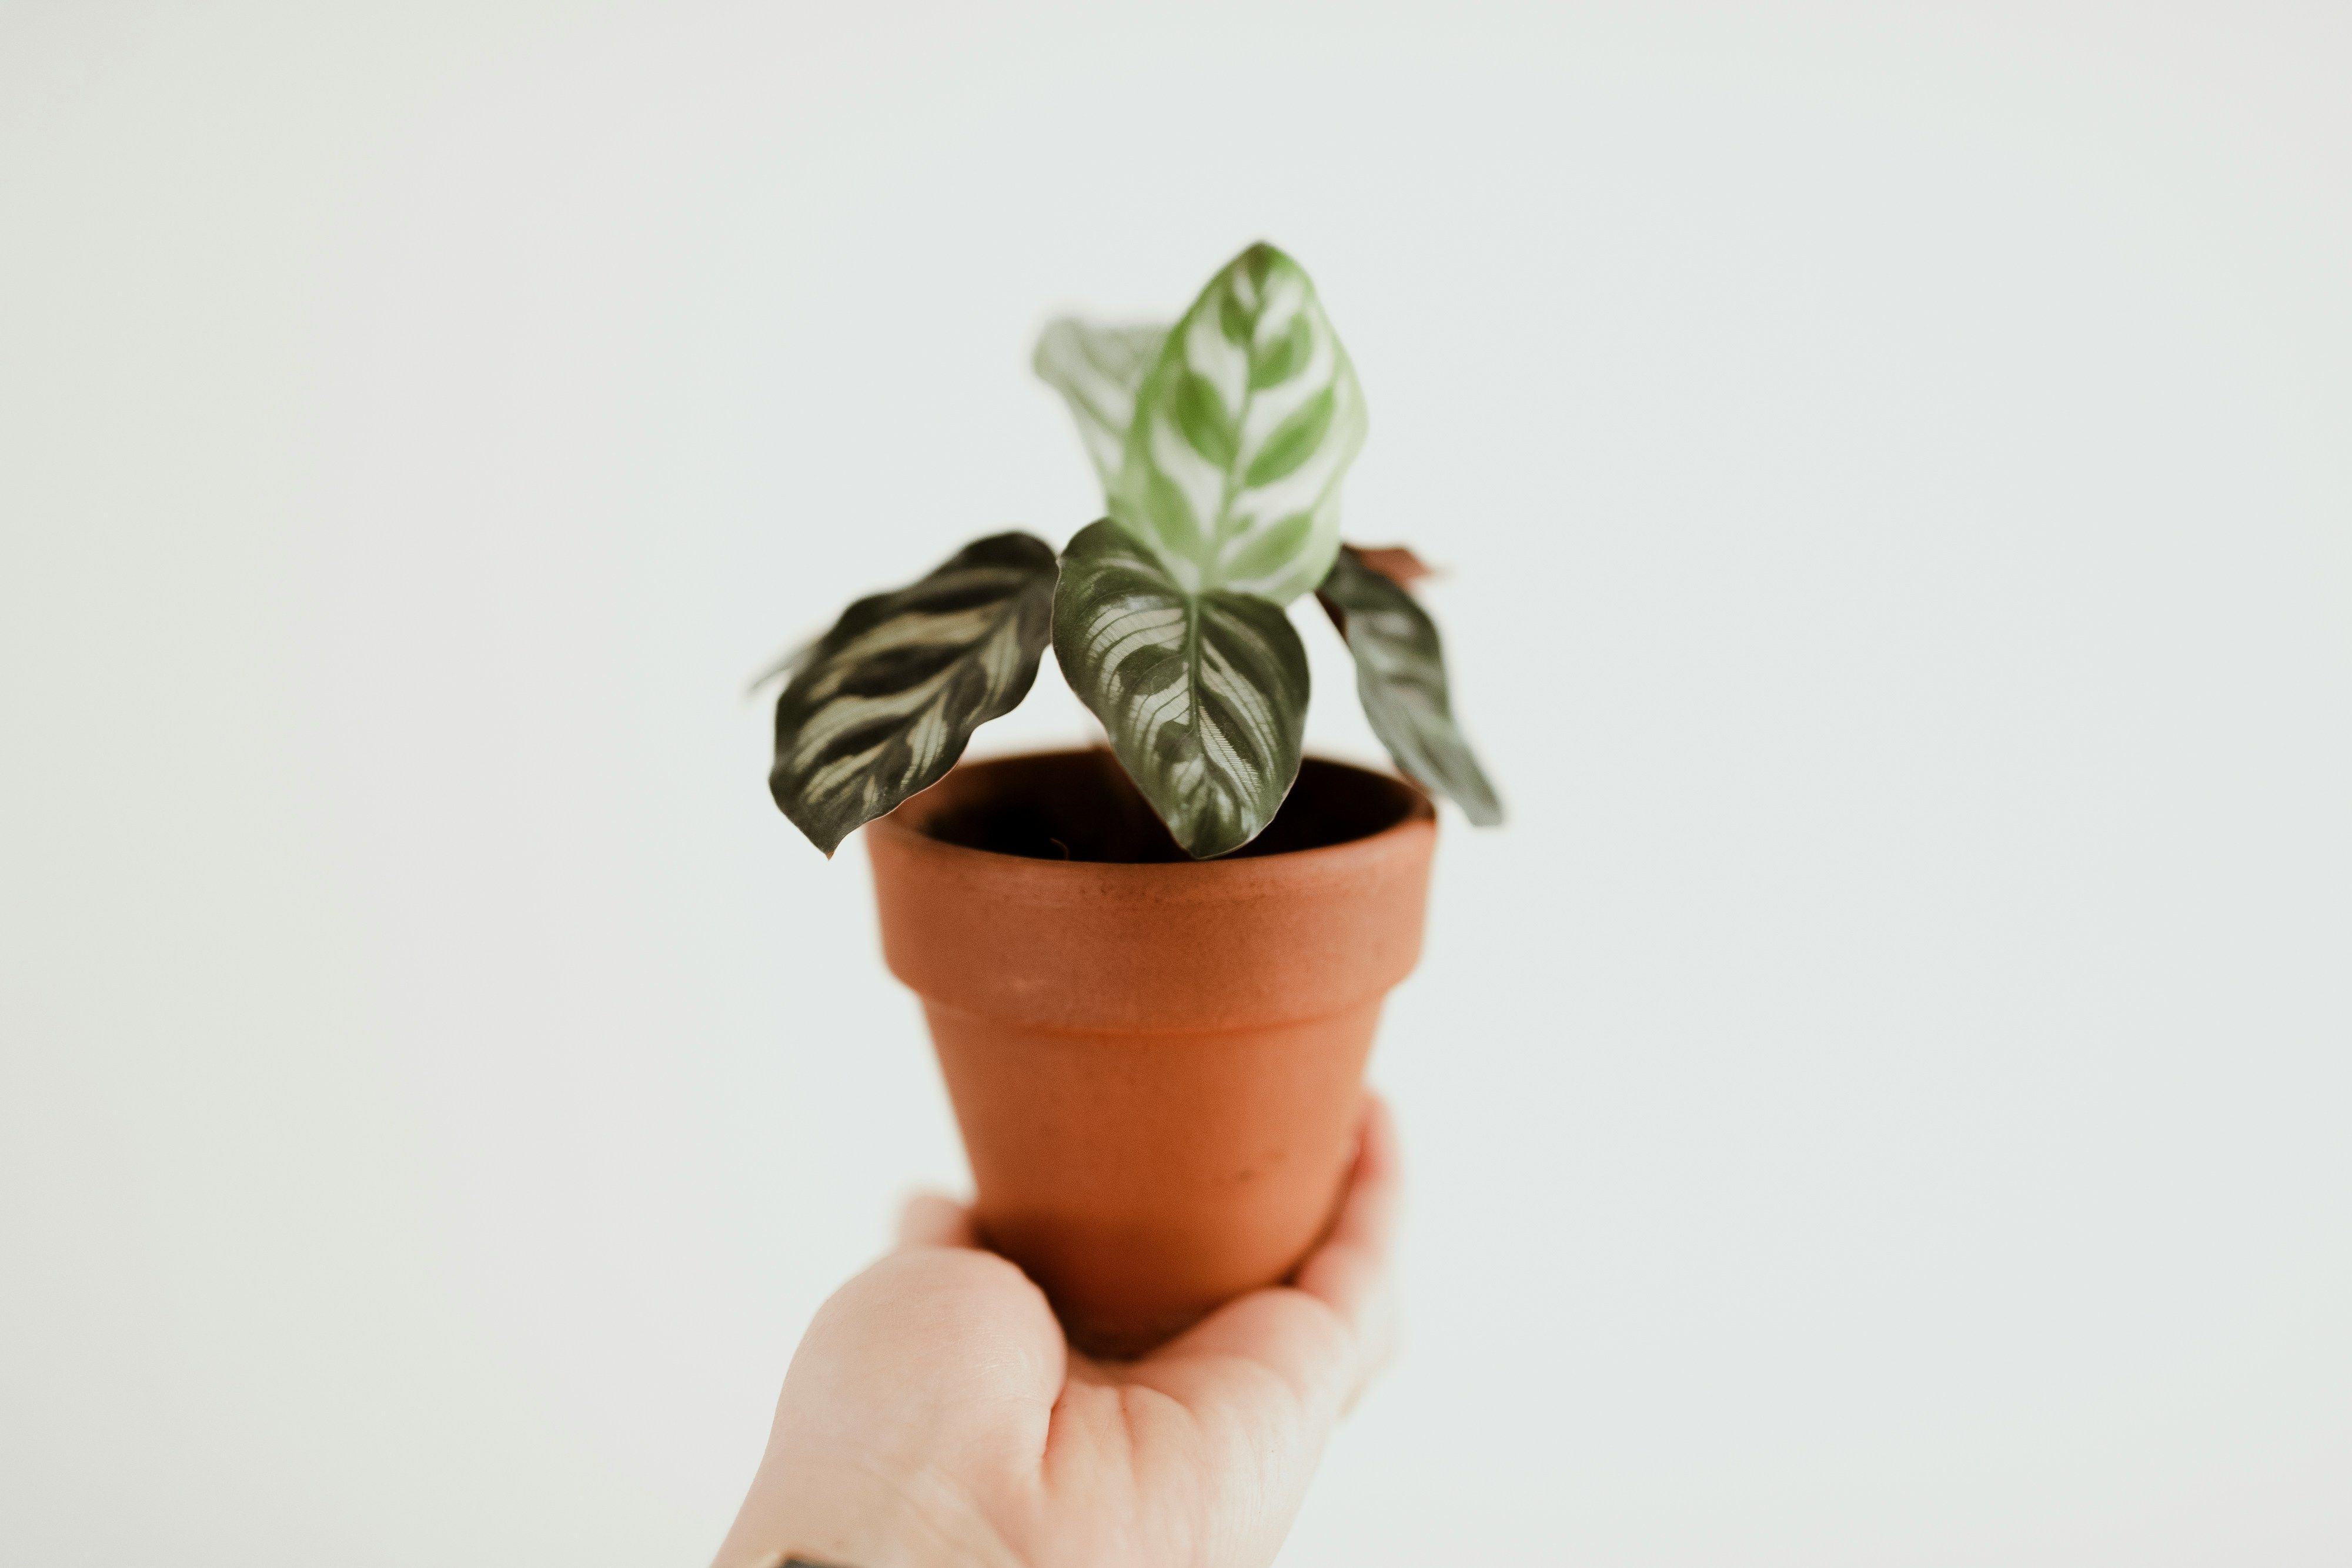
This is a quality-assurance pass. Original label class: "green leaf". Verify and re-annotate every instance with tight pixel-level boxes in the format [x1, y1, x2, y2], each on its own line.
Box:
[1220, 511, 1315, 585]
[1248, 313, 1313, 390]
[1317, 546, 1504, 826]
[1054, 520, 1309, 858]
[1111, 243, 1367, 604]
[1242, 386, 1334, 487]
[770, 533, 1058, 855]
[1218, 292, 1252, 346]
[1171, 372, 1238, 468]
[1033, 319, 1168, 494]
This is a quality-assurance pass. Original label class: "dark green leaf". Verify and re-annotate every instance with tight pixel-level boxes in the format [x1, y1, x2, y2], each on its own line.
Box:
[1054, 520, 1309, 857]
[770, 533, 1058, 855]
[744, 634, 818, 695]
[1317, 546, 1503, 826]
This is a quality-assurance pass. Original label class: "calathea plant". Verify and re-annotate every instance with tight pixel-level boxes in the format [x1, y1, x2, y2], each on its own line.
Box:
[769, 242, 1501, 859]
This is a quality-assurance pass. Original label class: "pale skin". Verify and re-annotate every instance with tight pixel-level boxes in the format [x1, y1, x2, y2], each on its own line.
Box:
[714, 1098, 1401, 1568]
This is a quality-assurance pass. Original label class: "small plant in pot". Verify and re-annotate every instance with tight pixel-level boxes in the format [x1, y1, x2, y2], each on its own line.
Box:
[767, 242, 1500, 1355]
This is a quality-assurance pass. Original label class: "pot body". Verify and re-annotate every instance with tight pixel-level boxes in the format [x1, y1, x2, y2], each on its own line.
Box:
[865, 750, 1435, 1356]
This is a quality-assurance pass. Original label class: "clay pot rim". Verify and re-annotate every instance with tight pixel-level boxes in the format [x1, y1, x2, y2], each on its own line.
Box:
[868, 748, 1437, 894]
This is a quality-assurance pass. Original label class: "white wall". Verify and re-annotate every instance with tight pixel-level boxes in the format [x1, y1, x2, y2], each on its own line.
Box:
[3, 2, 2347, 1563]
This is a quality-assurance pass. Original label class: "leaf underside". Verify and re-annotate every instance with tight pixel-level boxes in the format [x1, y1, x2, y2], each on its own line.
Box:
[1347, 544, 1433, 589]
[1109, 242, 1367, 605]
[770, 533, 1058, 855]
[1033, 319, 1169, 494]
[1318, 546, 1504, 826]
[1053, 520, 1309, 858]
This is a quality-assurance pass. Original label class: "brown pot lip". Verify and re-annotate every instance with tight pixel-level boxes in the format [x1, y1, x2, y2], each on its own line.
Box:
[867, 747, 1438, 892]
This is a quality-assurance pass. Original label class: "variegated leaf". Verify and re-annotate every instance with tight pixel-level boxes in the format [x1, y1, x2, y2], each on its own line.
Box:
[744, 633, 818, 694]
[1033, 319, 1168, 494]
[1110, 243, 1367, 604]
[1053, 519, 1309, 858]
[1318, 546, 1504, 826]
[770, 533, 1057, 855]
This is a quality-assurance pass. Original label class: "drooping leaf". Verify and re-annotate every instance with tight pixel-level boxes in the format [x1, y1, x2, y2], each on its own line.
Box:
[1033, 319, 1168, 494]
[1053, 519, 1309, 858]
[770, 533, 1058, 855]
[1110, 243, 1367, 604]
[1317, 546, 1504, 826]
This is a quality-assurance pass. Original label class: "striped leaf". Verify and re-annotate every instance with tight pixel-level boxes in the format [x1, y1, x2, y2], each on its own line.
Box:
[1317, 546, 1504, 826]
[1110, 243, 1367, 604]
[770, 533, 1057, 855]
[1033, 319, 1168, 494]
[1053, 519, 1309, 858]
[744, 633, 818, 694]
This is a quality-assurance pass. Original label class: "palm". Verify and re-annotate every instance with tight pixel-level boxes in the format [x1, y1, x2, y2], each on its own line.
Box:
[718, 1102, 1399, 1568]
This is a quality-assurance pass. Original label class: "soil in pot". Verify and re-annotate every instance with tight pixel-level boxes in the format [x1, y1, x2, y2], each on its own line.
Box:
[865, 748, 1435, 1357]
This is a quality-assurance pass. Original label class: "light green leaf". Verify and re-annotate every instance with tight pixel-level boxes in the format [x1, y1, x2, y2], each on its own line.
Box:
[1317, 546, 1504, 826]
[1243, 386, 1335, 487]
[1171, 372, 1238, 469]
[1033, 319, 1168, 494]
[1053, 519, 1309, 858]
[1111, 243, 1367, 604]
[770, 533, 1058, 855]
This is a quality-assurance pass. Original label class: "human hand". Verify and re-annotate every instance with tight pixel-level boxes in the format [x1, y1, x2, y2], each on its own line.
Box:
[714, 1098, 1401, 1568]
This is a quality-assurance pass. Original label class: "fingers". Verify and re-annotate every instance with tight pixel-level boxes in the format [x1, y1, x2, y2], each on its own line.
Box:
[893, 1191, 978, 1251]
[1289, 1094, 1401, 1409]
[1293, 1093, 1401, 1326]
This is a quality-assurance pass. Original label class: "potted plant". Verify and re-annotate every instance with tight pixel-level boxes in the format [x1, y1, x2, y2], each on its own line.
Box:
[767, 242, 1501, 1355]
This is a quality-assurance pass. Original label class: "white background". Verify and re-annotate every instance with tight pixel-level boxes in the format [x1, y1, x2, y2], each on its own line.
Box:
[4, 2, 2348, 1563]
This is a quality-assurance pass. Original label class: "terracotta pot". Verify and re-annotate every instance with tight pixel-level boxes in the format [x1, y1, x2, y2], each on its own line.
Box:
[865, 748, 1435, 1356]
